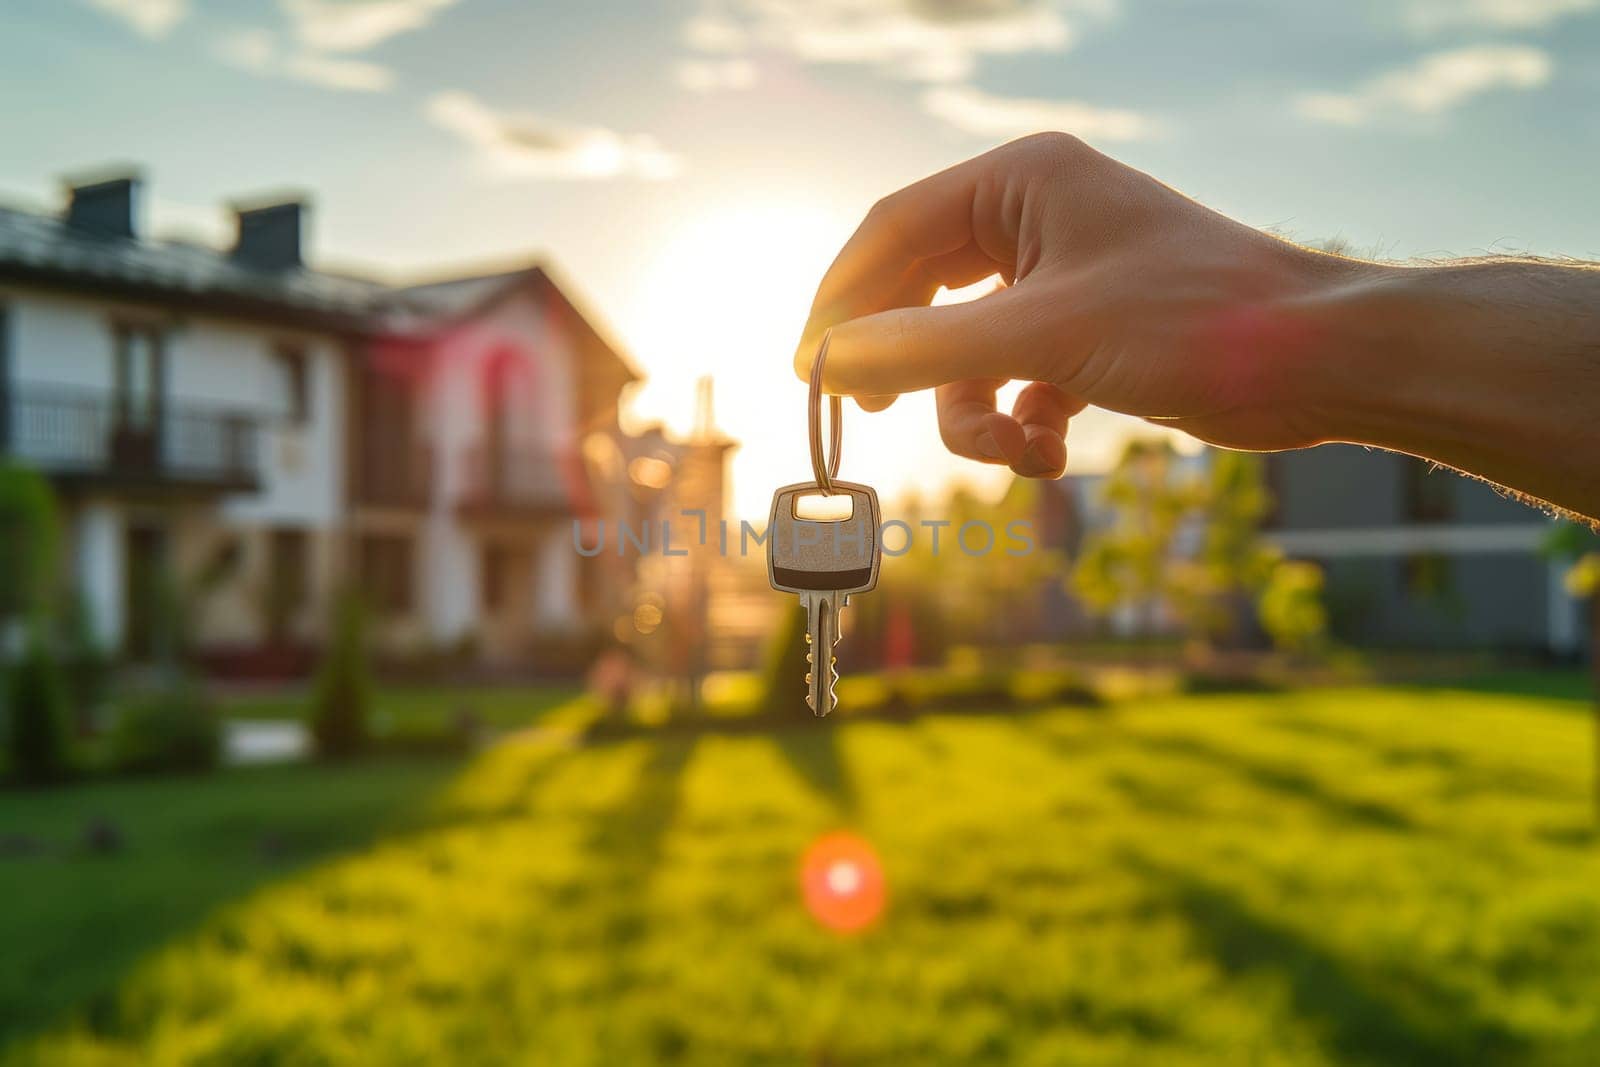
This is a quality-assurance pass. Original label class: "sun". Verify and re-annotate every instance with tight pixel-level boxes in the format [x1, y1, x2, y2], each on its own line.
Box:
[614, 196, 1025, 519]
[620, 196, 852, 517]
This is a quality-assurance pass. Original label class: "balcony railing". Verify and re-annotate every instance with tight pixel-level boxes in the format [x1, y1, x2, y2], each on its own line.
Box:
[458, 445, 577, 516]
[0, 384, 260, 491]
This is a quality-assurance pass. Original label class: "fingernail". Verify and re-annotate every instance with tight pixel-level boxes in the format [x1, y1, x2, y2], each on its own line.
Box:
[975, 432, 1002, 460]
[1017, 442, 1053, 476]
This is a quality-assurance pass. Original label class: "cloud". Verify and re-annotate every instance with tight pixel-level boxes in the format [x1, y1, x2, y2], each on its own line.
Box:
[81, 0, 188, 38]
[1404, 0, 1597, 31]
[280, 0, 461, 53]
[214, 28, 395, 92]
[922, 83, 1157, 141]
[425, 91, 683, 180]
[682, 0, 1110, 84]
[676, 58, 758, 92]
[1295, 45, 1551, 126]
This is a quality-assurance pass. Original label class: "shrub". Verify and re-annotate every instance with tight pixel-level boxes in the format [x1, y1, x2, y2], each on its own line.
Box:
[59, 592, 111, 733]
[309, 593, 371, 758]
[5, 632, 73, 785]
[109, 680, 221, 774]
[0, 463, 61, 625]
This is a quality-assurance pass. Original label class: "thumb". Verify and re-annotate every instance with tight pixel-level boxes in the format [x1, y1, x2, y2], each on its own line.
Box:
[801, 285, 1050, 397]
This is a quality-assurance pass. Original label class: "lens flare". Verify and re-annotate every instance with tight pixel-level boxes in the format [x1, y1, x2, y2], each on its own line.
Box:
[801, 832, 886, 933]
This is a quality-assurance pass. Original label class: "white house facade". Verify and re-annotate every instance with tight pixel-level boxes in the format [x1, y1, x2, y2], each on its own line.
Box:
[0, 171, 654, 674]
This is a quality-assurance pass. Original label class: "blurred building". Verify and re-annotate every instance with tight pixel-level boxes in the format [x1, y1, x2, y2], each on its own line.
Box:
[0, 168, 713, 674]
[1263, 446, 1585, 656]
[1032, 444, 1588, 657]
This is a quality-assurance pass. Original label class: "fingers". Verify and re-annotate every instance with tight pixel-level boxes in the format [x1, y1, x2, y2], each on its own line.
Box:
[1012, 381, 1085, 478]
[937, 379, 1082, 478]
[936, 379, 1015, 463]
[792, 241, 1002, 382]
[806, 284, 1053, 397]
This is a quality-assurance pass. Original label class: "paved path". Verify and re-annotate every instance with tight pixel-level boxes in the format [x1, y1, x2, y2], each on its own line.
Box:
[224, 720, 309, 765]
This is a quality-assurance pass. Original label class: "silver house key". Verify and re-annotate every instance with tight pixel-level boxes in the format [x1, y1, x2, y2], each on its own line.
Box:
[768, 330, 883, 715]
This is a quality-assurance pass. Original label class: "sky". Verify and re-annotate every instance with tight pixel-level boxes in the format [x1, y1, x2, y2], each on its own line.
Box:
[5, 0, 1600, 518]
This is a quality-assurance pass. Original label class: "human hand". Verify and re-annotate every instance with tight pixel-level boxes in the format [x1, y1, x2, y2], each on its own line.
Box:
[793, 133, 1371, 479]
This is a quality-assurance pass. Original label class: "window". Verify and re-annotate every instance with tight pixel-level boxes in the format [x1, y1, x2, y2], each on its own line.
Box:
[359, 533, 413, 615]
[1403, 458, 1453, 523]
[113, 323, 163, 429]
[273, 346, 311, 423]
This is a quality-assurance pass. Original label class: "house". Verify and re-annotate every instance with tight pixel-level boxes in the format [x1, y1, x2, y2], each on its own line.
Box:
[1029, 441, 1588, 657]
[0, 168, 673, 672]
[1262, 446, 1585, 655]
[352, 264, 640, 665]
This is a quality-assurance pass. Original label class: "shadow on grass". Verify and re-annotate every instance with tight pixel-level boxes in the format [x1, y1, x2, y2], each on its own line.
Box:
[1136, 857, 1524, 1066]
[0, 754, 465, 1049]
[771, 721, 858, 814]
[1137, 734, 1415, 832]
[585, 736, 697, 893]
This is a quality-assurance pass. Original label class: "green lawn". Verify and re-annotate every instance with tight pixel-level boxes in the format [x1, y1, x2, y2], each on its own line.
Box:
[0, 757, 464, 1046]
[4, 685, 1599, 1065]
[219, 683, 584, 731]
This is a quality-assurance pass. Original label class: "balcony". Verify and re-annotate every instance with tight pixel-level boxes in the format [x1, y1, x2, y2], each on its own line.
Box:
[457, 444, 580, 518]
[0, 384, 260, 492]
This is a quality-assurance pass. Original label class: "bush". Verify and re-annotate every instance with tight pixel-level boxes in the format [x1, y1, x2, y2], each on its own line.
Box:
[310, 593, 371, 758]
[5, 632, 73, 785]
[59, 592, 111, 732]
[109, 681, 221, 774]
[0, 463, 61, 623]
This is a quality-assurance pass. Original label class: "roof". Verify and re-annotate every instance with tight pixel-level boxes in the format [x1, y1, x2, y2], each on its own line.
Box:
[0, 205, 392, 328]
[395, 263, 642, 382]
[0, 202, 641, 386]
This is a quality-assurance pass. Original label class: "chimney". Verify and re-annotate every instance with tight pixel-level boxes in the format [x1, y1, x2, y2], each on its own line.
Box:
[65, 172, 141, 239]
[231, 199, 306, 271]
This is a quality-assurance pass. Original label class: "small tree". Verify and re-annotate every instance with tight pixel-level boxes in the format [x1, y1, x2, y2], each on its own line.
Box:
[309, 592, 372, 758]
[1073, 440, 1200, 637]
[0, 464, 68, 782]
[5, 629, 72, 784]
[0, 462, 61, 656]
[1257, 561, 1330, 656]
[1074, 441, 1323, 658]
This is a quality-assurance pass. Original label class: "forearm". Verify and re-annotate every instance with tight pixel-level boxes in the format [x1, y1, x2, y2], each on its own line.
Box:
[1303, 259, 1600, 520]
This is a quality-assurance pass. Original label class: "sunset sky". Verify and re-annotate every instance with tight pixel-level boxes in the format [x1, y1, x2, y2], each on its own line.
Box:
[6, 0, 1600, 517]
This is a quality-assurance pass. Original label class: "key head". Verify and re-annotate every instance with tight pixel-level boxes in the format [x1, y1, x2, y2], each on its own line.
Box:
[767, 481, 882, 596]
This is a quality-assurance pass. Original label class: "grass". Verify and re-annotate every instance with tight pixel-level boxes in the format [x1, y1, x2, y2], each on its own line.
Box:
[0, 756, 464, 1045]
[3, 683, 1599, 1064]
[219, 683, 584, 732]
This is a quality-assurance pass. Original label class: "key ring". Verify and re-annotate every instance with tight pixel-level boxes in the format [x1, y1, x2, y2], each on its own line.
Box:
[808, 329, 843, 495]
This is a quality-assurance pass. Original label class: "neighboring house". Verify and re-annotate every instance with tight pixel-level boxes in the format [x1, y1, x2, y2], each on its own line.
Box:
[0, 169, 665, 671]
[1263, 445, 1585, 655]
[353, 266, 639, 664]
[1032, 443, 1586, 657]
